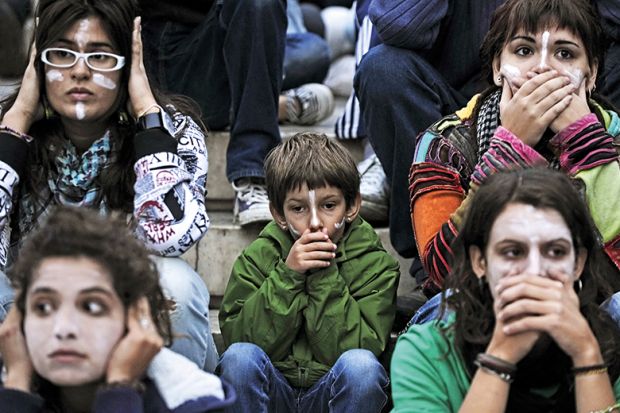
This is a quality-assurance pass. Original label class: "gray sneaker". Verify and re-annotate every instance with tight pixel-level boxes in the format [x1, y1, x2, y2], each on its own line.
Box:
[232, 178, 272, 226]
[285, 83, 335, 126]
[358, 155, 389, 222]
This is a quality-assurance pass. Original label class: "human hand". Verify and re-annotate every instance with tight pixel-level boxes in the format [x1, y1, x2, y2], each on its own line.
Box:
[494, 272, 599, 364]
[2, 46, 42, 134]
[285, 228, 337, 273]
[0, 305, 33, 392]
[127, 16, 158, 118]
[549, 80, 591, 134]
[106, 297, 163, 383]
[499, 70, 575, 147]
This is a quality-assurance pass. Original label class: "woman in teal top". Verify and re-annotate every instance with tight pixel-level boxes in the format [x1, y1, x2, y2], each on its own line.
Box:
[391, 168, 620, 412]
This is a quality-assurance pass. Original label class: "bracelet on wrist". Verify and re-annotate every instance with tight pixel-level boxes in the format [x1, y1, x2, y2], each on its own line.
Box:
[102, 380, 146, 393]
[572, 363, 608, 377]
[0, 125, 33, 143]
[589, 402, 620, 413]
[474, 353, 517, 383]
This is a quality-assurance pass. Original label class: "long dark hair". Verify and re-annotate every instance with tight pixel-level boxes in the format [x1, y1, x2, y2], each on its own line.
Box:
[441, 168, 620, 410]
[0, 0, 204, 215]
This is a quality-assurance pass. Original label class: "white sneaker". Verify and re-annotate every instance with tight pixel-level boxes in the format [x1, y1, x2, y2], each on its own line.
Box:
[285, 83, 335, 126]
[232, 178, 272, 226]
[358, 155, 389, 222]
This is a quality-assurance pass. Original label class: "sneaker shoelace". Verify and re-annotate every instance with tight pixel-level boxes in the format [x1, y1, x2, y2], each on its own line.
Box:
[236, 182, 269, 206]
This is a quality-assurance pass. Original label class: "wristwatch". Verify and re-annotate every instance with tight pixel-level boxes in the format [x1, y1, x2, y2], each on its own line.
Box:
[137, 107, 176, 136]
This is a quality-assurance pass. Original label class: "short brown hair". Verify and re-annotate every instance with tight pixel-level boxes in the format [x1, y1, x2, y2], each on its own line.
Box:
[265, 132, 360, 217]
[9, 206, 172, 344]
[480, 0, 606, 84]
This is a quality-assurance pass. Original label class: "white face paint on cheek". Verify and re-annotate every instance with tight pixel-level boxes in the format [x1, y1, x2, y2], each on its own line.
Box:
[308, 190, 320, 228]
[500, 64, 522, 86]
[288, 224, 302, 239]
[75, 102, 86, 120]
[333, 217, 345, 230]
[539, 31, 550, 68]
[75, 19, 90, 49]
[563, 68, 583, 88]
[46, 69, 64, 82]
[92, 73, 117, 90]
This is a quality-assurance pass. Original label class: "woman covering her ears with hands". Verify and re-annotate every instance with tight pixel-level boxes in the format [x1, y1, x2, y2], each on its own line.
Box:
[0, 207, 234, 412]
[0, 0, 218, 371]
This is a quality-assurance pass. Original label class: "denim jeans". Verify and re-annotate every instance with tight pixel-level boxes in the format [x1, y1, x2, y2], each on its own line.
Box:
[0, 257, 218, 373]
[218, 342, 389, 413]
[152, 257, 218, 373]
[141, 0, 286, 183]
[354, 45, 469, 266]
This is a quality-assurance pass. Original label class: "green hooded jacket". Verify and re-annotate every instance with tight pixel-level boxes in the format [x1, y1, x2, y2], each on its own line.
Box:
[219, 217, 400, 388]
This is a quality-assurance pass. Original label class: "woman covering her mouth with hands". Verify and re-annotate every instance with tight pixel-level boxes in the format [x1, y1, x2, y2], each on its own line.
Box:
[392, 168, 620, 412]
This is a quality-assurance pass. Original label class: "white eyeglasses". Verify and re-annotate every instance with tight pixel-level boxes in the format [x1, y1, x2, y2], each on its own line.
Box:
[41, 48, 125, 72]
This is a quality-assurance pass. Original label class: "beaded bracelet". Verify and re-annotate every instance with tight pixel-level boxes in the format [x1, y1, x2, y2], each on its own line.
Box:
[0, 125, 33, 143]
[572, 363, 608, 377]
[589, 402, 620, 413]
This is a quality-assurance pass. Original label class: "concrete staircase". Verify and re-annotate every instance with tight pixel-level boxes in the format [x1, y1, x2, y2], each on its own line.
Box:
[182, 103, 415, 351]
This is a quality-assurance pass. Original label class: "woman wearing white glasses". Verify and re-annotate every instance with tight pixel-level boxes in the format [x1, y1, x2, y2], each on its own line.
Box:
[0, 0, 218, 373]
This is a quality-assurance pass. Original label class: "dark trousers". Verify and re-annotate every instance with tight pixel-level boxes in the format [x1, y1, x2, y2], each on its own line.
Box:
[600, 41, 620, 110]
[354, 45, 469, 270]
[142, 0, 287, 183]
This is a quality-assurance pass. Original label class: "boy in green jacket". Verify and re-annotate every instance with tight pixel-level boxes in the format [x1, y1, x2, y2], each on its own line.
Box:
[218, 132, 400, 413]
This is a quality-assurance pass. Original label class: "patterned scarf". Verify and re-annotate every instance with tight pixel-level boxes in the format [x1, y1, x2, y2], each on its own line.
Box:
[48, 131, 112, 207]
[475, 89, 560, 168]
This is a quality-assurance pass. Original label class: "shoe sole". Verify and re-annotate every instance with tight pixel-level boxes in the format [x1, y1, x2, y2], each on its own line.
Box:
[236, 207, 272, 227]
[360, 200, 388, 222]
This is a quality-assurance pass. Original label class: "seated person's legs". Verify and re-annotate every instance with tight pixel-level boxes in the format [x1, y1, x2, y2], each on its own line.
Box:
[153, 256, 218, 373]
[218, 342, 296, 413]
[599, 41, 620, 109]
[300, 349, 389, 413]
[355, 44, 467, 263]
[0, 271, 13, 322]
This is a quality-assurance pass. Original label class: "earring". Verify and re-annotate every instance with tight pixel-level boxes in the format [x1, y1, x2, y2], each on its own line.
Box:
[497, 75, 503, 85]
[118, 110, 130, 125]
[43, 100, 56, 120]
[345, 217, 352, 223]
[574, 279, 583, 294]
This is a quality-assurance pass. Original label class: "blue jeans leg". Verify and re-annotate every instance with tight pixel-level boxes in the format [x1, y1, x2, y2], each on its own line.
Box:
[153, 257, 218, 373]
[0, 270, 14, 323]
[283, 32, 331, 91]
[141, 0, 286, 183]
[218, 342, 296, 413]
[354, 45, 467, 262]
[300, 349, 389, 413]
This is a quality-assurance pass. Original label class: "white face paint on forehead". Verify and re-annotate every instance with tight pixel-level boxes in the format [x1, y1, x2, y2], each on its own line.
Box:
[46, 69, 64, 82]
[539, 30, 550, 68]
[92, 73, 117, 90]
[75, 102, 85, 120]
[75, 19, 91, 49]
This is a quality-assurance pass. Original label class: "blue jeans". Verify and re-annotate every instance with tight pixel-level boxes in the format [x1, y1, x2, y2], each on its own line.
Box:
[0, 258, 218, 373]
[141, 0, 286, 183]
[218, 343, 389, 413]
[354, 45, 470, 266]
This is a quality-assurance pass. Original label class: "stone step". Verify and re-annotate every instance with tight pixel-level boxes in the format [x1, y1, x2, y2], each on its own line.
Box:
[204, 99, 361, 210]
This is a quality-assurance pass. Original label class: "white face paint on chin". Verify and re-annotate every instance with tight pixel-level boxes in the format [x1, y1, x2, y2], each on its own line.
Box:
[46, 69, 64, 82]
[92, 73, 117, 90]
[75, 102, 86, 120]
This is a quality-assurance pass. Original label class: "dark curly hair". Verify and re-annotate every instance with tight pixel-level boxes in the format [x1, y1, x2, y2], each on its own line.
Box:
[441, 168, 620, 411]
[9, 206, 172, 344]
